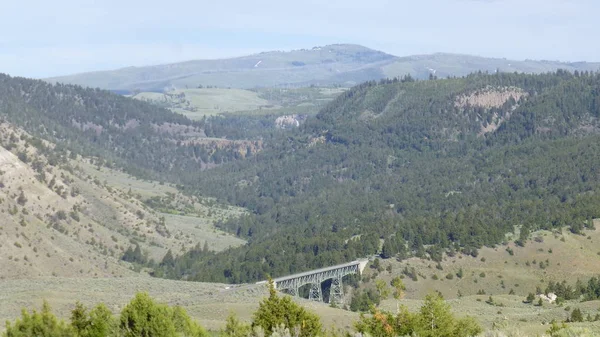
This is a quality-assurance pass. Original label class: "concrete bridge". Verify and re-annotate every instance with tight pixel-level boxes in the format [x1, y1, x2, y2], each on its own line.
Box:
[258, 259, 369, 304]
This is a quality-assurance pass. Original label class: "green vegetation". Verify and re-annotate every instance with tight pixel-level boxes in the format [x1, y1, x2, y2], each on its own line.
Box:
[4, 301, 74, 337]
[156, 71, 600, 284]
[3, 293, 206, 337]
[354, 293, 481, 337]
[3, 287, 484, 337]
[0, 73, 247, 180]
[531, 276, 600, 302]
[251, 280, 322, 337]
[7, 66, 600, 305]
[133, 88, 271, 119]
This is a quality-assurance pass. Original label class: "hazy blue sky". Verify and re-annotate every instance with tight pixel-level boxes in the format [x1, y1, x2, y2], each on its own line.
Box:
[1, 0, 598, 78]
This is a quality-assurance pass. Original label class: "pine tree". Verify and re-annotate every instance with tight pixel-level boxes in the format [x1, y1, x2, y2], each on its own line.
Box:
[415, 293, 455, 337]
[16, 190, 27, 206]
[222, 313, 251, 337]
[381, 239, 396, 259]
[71, 302, 114, 337]
[160, 249, 175, 267]
[4, 300, 74, 337]
[375, 279, 390, 300]
[391, 277, 406, 301]
[570, 308, 584, 322]
[252, 279, 322, 337]
[524, 293, 535, 303]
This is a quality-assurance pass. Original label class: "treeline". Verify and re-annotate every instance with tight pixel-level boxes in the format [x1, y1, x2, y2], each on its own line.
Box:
[3, 293, 207, 337]
[527, 275, 600, 303]
[157, 71, 600, 283]
[2, 284, 482, 337]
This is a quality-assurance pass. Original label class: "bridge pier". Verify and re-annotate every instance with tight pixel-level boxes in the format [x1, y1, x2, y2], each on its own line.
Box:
[309, 281, 322, 302]
[329, 276, 344, 305]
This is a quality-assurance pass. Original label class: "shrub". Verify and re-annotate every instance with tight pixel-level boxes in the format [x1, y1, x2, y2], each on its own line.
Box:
[4, 301, 74, 336]
[354, 293, 482, 337]
[16, 191, 27, 206]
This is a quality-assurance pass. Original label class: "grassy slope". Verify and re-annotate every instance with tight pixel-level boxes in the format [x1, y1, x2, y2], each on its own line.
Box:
[133, 88, 273, 119]
[133, 87, 347, 120]
[382, 224, 600, 300]
[75, 160, 246, 258]
[2, 224, 600, 335]
[360, 223, 600, 336]
[0, 277, 359, 333]
[0, 121, 245, 277]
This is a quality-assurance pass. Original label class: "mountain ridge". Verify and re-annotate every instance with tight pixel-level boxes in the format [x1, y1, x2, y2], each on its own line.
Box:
[46, 44, 600, 91]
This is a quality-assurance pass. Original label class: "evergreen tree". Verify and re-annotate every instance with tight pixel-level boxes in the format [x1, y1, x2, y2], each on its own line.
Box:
[222, 313, 251, 337]
[119, 293, 177, 337]
[570, 308, 584, 323]
[380, 239, 396, 259]
[354, 292, 481, 337]
[16, 190, 27, 206]
[524, 293, 535, 304]
[160, 250, 175, 267]
[71, 302, 114, 337]
[251, 280, 322, 337]
[4, 301, 74, 337]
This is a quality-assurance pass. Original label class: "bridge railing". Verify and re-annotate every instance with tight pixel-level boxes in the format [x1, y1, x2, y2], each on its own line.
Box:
[265, 259, 368, 304]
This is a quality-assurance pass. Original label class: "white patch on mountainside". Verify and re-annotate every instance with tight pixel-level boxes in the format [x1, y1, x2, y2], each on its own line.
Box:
[454, 86, 528, 136]
[274, 115, 300, 129]
[454, 86, 527, 109]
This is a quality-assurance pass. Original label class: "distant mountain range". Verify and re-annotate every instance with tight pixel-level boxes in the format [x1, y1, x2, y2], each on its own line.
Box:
[46, 44, 600, 91]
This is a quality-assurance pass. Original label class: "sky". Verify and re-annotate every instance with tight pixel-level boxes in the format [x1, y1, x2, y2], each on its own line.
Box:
[1, 0, 598, 78]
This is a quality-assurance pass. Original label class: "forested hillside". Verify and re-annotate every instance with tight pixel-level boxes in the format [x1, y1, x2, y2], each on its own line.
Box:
[155, 71, 600, 283]
[0, 74, 258, 179]
[4, 70, 600, 286]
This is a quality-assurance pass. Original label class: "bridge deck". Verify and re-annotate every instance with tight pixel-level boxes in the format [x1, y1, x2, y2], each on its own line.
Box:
[272, 260, 362, 283]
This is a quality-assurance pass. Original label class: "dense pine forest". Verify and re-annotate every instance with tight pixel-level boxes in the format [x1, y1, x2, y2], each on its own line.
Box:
[2, 71, 600, 285]
[156, 71, 600, 283]
[0, 74, 257, 178]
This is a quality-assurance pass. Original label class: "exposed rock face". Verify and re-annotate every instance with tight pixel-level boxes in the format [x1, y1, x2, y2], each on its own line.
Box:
[275, 115, 302, 129]
[455, 86, 528, 136]
[455, 86, 527, 109]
